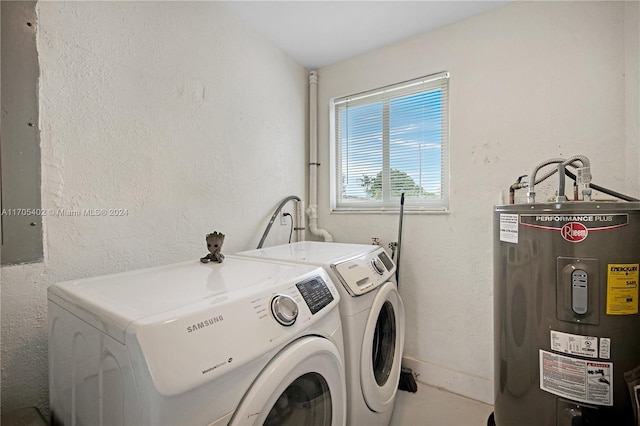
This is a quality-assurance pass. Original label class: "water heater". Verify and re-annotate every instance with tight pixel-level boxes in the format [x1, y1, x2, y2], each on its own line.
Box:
[492, 157, 640, 426]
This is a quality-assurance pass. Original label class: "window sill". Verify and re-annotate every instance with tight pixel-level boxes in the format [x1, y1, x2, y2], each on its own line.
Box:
[330, 208, 449, 215]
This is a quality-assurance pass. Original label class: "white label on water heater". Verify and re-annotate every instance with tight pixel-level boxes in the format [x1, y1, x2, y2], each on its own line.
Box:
[599, 338, 611, 360]
[550, 330, 598, 359]
[499, 214, 519, 243]
[540, 350, 613, 406]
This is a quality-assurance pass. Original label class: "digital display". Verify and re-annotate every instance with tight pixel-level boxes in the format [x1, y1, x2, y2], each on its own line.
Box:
[378, 251, 394, 271]
[296, 276, 334, 315]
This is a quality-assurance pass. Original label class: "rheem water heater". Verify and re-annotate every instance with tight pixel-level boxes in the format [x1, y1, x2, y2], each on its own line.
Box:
[492, 156, 640, 426]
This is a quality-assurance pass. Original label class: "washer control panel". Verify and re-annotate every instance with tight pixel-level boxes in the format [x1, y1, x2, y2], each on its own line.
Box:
[371, 257, 386, 275]
[331, 247, 396, 296]
[271, 294, 298, 326]
[296, 276, 335, 314]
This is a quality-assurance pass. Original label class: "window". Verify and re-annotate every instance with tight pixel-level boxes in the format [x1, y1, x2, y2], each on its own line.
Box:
[330, 72, 449, 213]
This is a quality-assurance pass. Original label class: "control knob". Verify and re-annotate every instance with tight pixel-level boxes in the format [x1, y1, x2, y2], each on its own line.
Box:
[371, 257, 386, 275]
[271, 295, 298, 326]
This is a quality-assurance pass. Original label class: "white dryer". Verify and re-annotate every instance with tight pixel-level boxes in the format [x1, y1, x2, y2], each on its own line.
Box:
[48, 257, 346, 426]
[231, 242, 405, 426]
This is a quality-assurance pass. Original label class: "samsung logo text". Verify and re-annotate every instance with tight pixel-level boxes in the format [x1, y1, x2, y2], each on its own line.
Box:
[187, 315, 224, 333]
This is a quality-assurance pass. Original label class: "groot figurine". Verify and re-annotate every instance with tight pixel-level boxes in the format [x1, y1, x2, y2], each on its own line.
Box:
[200, 231, 225, 263]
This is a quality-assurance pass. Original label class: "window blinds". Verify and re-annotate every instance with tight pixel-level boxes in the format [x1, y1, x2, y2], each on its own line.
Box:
[331, 72, 450, 212]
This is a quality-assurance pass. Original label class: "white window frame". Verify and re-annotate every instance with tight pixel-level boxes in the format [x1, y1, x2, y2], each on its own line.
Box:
[330, 72, 450, 214]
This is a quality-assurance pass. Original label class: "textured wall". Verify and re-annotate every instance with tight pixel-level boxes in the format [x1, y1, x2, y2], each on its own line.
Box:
[317, 1, 639, 403]
[2, 0, 638, 417]
[1, 1, 307, 415]
[626, 1, 640, 191]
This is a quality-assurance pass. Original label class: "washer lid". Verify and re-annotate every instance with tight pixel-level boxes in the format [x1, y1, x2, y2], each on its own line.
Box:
[236, 241, 378, 265]
[234, 242, 395, 296]
[48, 257, 322, 341]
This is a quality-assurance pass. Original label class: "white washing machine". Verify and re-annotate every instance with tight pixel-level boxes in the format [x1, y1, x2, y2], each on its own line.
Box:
[48, 256, 346, 426]
[231, 242, 405, 426]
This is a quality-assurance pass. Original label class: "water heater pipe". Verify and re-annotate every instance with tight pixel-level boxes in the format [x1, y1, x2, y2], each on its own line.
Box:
[295, 199, 306, 242]
[511, 159, 639, 203]
[307, 71, 333, 241]
[555, 163, 567, 202]
[527, 155, 591, 203]
[509, 175, 527, 204]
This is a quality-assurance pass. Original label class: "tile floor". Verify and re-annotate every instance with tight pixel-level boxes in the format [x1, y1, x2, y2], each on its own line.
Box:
[389, 383, 494, 426]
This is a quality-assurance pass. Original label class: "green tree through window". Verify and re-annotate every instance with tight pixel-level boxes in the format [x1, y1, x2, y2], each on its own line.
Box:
[361, 169, 432, 200]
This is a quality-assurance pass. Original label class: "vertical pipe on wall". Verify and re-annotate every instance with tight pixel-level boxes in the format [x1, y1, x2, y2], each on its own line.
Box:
[295, 199, 305, 242]
[307, 71, 333, 241]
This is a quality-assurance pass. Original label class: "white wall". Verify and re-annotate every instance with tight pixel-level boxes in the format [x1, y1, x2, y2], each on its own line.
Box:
[2, 0, 638, 416]
[626, 1, 640, 191]
[317, 1, 639, 403]
[1, 1, 308, 415]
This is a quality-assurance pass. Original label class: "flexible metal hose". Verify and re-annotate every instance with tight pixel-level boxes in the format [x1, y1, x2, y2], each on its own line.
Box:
[257, 196, 301, 249]
[527, 155, 590, 203]
[563, 169, 639, 202]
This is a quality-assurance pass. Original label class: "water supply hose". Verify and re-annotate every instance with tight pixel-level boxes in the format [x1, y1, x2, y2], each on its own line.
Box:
[563, 169, 639, 202]
[527, 155, 590, 203]
[257, 195, 301, 249]
[511, 161, 639, 203]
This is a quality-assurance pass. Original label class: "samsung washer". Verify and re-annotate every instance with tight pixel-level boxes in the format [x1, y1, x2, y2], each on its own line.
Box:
[231, 241, 405, 426]
[48, 256, 346, 425]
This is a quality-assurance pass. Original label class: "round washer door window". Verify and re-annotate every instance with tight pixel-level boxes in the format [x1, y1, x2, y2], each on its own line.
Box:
[264, 372, 331, 426]
[372, 300, 396, 387]
[230, 336, 346, 426]
[360, 282, 405, 413]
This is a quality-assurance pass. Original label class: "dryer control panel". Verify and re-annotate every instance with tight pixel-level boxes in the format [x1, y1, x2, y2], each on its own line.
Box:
[331, 247, 395, 296]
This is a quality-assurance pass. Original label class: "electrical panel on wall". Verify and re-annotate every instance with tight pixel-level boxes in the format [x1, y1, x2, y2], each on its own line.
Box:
[1, 1, 43, 265]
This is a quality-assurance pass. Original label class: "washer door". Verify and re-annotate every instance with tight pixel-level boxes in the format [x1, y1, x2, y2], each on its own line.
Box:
[360, 281, 405, 413]
[230, 336, 346, 426]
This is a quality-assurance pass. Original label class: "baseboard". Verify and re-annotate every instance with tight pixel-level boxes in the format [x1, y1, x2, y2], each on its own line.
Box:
[401, 356, 494, 405]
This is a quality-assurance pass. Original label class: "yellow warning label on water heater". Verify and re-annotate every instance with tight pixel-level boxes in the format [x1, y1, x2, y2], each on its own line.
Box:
[606, 263, 639, 315]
